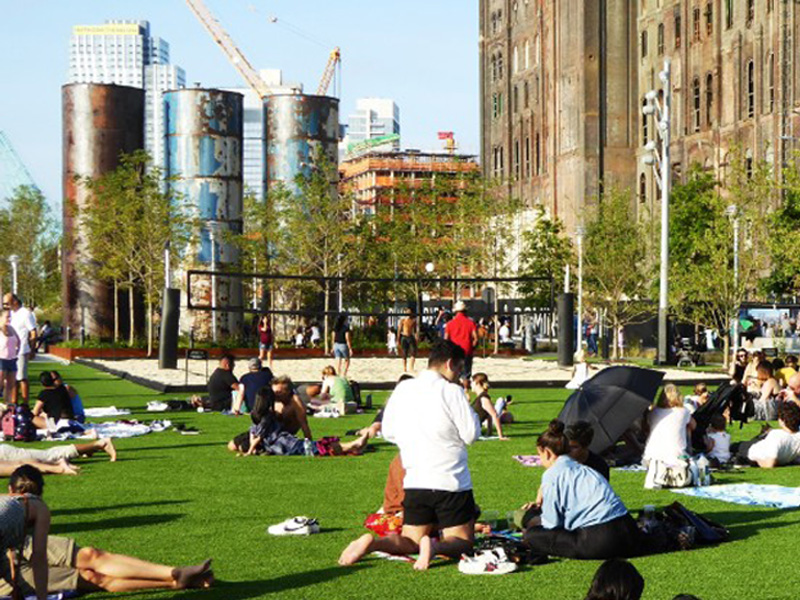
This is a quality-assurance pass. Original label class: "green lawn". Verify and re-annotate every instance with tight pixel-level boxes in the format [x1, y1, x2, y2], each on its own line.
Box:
[22, 360, 799, 600]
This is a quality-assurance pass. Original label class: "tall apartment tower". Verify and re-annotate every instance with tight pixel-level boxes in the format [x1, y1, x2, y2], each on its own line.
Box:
[68, 20, 186, 168]
[479, 1, 639, 232]
[343, 98, 401, 150]
[636, 0, 800, 218]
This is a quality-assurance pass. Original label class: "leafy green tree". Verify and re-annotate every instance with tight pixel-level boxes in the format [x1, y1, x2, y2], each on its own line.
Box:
[763, 156, 800, 298]
[518, 207, 574, 308]
[583, 187, 651, 358]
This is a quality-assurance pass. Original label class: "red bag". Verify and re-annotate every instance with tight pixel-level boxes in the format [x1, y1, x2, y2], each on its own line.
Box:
[364, 512, 403, 537]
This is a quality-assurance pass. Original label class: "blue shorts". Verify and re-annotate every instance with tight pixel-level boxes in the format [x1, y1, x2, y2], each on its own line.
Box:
[259, 342, 274, 351]
[0, 359, 17, 373]
[333, 343, 350, 359]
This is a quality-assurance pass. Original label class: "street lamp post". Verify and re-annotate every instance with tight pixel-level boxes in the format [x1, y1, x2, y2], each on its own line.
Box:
[725, 204, 740, 358]
[642, 59, 672, 365]
[8, 255, 19, 295]
[575, 226, 585, 355]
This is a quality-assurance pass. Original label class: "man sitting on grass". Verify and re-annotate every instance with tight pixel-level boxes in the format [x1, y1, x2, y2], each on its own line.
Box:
[0, 465, 213, 598]
[339, 339, 480, 570]
[192, 355, 239, 412]
[738, 402, 800, 468]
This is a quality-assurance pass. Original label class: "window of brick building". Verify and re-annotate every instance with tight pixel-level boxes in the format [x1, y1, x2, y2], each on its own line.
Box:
[525, 136, 531, 178]
[639, 174, 647, 204]
[535, 134, 541, 175]
[513, 85, 519, 113]
[694, 8, 701, 41]
[767, 53, 775, 113]
[524, 81, 529, 109]
[514, 139, 521, 179]
[492, 93, 498, 119]
[706, 73, 714, 126]
[642, 97, 649, 144]
[693, 77, 701, 132]
[706, 2, 713, 34]
[658, 23, 665, 55]
[674, 9, 682, 48]
[499, 92, 504, 116]
[641, 30, 648, 58]
[725, 0, 734, 30]
[747, 60, 755, 118]
[497, 53, 504, 79]
[746, 0, 754, 25]
[768, 0, 773, 12]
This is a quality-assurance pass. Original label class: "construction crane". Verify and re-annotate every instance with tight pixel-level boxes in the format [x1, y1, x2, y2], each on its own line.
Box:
[0, 131, 38, 200]
[185, 0, 271, 98]
[316, 47, 341, 96]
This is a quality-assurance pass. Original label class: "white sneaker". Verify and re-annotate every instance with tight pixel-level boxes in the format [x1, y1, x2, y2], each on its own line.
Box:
[267, 516, 320, 536]
[458, 548, 517, 575]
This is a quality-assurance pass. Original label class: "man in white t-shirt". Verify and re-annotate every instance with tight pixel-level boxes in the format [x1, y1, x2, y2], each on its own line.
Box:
[339, 339, 480, 570]
[746, 403, 800, 468]
[4, 294, 37, 403]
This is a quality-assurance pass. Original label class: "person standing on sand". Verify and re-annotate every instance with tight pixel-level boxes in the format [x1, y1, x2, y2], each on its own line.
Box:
[399, 308, 418, 373]
[339, 340, 480, 571]
[445, 301, 478, 385]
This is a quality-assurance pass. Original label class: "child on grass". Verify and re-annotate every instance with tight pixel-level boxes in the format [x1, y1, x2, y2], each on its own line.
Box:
[470, 373, 509, 440]
[227, 387, 369, 457]
[704, 414, 731, 467]
[387, 327, 398, 356]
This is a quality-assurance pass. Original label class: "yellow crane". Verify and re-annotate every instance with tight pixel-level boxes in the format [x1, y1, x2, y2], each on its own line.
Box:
[185, 0, 271, 98]
[316, 47, 341, 96]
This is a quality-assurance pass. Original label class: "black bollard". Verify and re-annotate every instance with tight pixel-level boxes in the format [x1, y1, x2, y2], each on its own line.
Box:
[158, 288, 180, 369]
[557, 293, 575, 367]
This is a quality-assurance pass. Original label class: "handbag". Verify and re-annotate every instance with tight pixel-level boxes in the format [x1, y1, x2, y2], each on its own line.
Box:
[644, 459, 692, 489]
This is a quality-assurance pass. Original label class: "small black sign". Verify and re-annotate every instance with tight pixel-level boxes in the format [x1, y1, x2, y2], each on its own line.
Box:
[187, 349, 209, 361]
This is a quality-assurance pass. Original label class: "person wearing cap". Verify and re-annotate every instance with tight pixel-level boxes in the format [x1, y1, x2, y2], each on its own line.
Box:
[233, 357, 275, 414]
[445, 301, 478, 383]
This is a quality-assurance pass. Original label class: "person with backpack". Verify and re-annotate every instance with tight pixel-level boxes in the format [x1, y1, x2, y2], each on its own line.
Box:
[0, 465, 213, 598]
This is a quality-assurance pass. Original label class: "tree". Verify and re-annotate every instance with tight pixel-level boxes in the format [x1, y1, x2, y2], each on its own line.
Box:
[79, 151, 193, 354]
[275, 148, 362, 352]
[583, 187, 652, 358]
[518, 207, 574, 308]
[762, 156, 800, 298]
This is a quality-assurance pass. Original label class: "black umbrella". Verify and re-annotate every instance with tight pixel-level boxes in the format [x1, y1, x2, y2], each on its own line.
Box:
[557, 366, 665, 454]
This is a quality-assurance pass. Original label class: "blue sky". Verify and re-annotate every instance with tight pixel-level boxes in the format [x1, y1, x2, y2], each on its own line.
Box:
[0, 0, 480, 212]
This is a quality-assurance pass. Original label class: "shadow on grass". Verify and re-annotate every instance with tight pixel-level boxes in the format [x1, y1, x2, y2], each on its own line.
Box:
[124, 442, 222, 452]
[51, 500, 188, 517]
[169, 565, 371, 600]
[710, 507, 800, 540]
[51, 513, 182, 535]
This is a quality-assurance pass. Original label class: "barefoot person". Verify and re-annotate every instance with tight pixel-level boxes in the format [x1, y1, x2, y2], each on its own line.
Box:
[0, 465, 213, 599]
[339, 339, 481, 570]
[399, 307, 418, 373]
[0, 438, 116, 464]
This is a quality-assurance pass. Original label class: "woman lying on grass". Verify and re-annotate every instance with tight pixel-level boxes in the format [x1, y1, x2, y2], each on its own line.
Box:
[227, 387, 369, 457]
[0, 465, 213, 599]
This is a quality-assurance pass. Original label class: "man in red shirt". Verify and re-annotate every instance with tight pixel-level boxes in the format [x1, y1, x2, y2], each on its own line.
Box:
[445, 301, 479, 384]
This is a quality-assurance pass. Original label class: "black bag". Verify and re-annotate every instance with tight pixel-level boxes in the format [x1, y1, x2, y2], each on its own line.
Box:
[475, 535, 541, 564]
[349, 380, 362, 407]
[637, 501, 728, 555]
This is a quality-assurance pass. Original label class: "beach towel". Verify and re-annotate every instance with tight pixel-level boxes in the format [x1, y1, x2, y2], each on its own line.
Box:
[37, 420, 168, 440]
[672, 483, 800, 509]
[513, 455, 542, 467]
[84, 407, 131, 418]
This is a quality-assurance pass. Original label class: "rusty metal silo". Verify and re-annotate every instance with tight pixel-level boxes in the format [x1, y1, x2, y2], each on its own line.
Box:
[264, 94, 339, 194]
[164, 88, 244, 341]
[62, 83, 144, 339]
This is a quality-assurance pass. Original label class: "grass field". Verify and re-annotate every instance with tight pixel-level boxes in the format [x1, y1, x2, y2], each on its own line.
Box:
[21, 359, 800, 600]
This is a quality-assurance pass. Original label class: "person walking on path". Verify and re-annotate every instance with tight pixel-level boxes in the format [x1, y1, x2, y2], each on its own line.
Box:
[399, 308, 419, 373]
[257, 315, 274, 371]
[4, 294, 36, 405]
[0, 310, 19, 404]
[331, 314, 353, 377]
[445, 301, 478, 384]
[339, 340, 481, 570]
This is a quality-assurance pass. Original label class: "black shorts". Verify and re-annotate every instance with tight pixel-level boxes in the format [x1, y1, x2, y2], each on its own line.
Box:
[403, 489, 476, 529]
[461, 355, 474, 380]
[400, 335, 417, 357]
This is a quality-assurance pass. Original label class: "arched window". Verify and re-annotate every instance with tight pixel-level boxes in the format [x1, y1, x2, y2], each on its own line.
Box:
[746, 60, 755, 118]
[513, 45, 519, 74]
[639, 173, 647, 204]
[705, 73, 714, 126]
[725, 0, 734, 30]
[642, 97, 649, 144]
[766, 53, 775, 113]
[693, 77, 701, 132]
[524, 40, 530, 70]
[658, 23, 665, 55]
[747, 0, 754, 25]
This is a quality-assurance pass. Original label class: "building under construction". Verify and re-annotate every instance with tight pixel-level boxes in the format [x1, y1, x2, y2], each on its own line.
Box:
[340, 150, 480, 216]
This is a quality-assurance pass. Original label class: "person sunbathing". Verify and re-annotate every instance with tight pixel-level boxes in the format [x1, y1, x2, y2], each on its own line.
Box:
[0, 465, 213, 598]
[0, 438, 116, 470]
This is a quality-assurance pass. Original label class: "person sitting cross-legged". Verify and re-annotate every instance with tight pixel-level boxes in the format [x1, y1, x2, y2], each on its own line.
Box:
[0, 465, 213, 598]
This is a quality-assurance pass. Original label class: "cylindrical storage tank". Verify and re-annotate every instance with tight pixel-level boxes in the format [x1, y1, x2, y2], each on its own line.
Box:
[62, 83, 145, 339]
[164, 88, 244, 342]
[264, 94, 339, 194]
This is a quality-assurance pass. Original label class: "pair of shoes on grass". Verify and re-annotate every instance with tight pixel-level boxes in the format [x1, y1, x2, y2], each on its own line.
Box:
[267, 516, 320, 536]
[458, 548, 517, 575]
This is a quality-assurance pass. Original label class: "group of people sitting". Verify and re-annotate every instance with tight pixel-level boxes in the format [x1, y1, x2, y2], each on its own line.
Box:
[730, 349, 800, 420]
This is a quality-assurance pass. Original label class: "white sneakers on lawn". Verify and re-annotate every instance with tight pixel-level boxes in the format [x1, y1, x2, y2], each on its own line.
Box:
[267, 516, 320, 536]
[458, 548, 517, 575]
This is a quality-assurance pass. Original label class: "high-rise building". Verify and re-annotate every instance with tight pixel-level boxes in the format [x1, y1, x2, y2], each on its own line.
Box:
[479, 1, 639, 233]
[223, 69, 303, 199]
[68, 20, 186, 168]
[341, 98, 401, 158]
[480, 1, 800, 233]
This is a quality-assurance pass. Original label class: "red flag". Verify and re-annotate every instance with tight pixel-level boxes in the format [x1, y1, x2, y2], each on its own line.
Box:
[437, 131, 454, 140]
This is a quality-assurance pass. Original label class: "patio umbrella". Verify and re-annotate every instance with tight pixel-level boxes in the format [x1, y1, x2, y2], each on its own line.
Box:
[557, 366, 665, 454]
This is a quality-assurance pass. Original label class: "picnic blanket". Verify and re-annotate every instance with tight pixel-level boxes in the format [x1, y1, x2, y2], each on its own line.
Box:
[672, 483, 800, 509]
[38, 420, 170, 441]
[513, 455, 542, 467]
[84, 406, 131, 418]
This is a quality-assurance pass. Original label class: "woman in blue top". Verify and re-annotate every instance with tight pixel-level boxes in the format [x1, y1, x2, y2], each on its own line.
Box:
[523, 420, 641, 560]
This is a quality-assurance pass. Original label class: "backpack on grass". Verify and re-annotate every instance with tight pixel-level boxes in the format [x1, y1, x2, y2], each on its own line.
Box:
[12, 405, 36, 442]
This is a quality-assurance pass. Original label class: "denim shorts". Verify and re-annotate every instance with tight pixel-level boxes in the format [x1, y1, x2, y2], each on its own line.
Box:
[333, 343, 350, 359]
[259, 342, 274, 351]
[0, 359, 16, 373]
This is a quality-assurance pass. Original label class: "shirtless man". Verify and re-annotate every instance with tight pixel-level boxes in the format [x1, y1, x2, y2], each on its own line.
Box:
[271, 376, 313, 439]
[399, 308, 419, 373]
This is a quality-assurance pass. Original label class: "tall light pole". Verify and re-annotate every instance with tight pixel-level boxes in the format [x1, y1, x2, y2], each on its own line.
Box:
[576, 226, 585, 355]
[642, 59, 672, 365]
[8, 255, 18, 295]
[725, 204, 740, 358]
